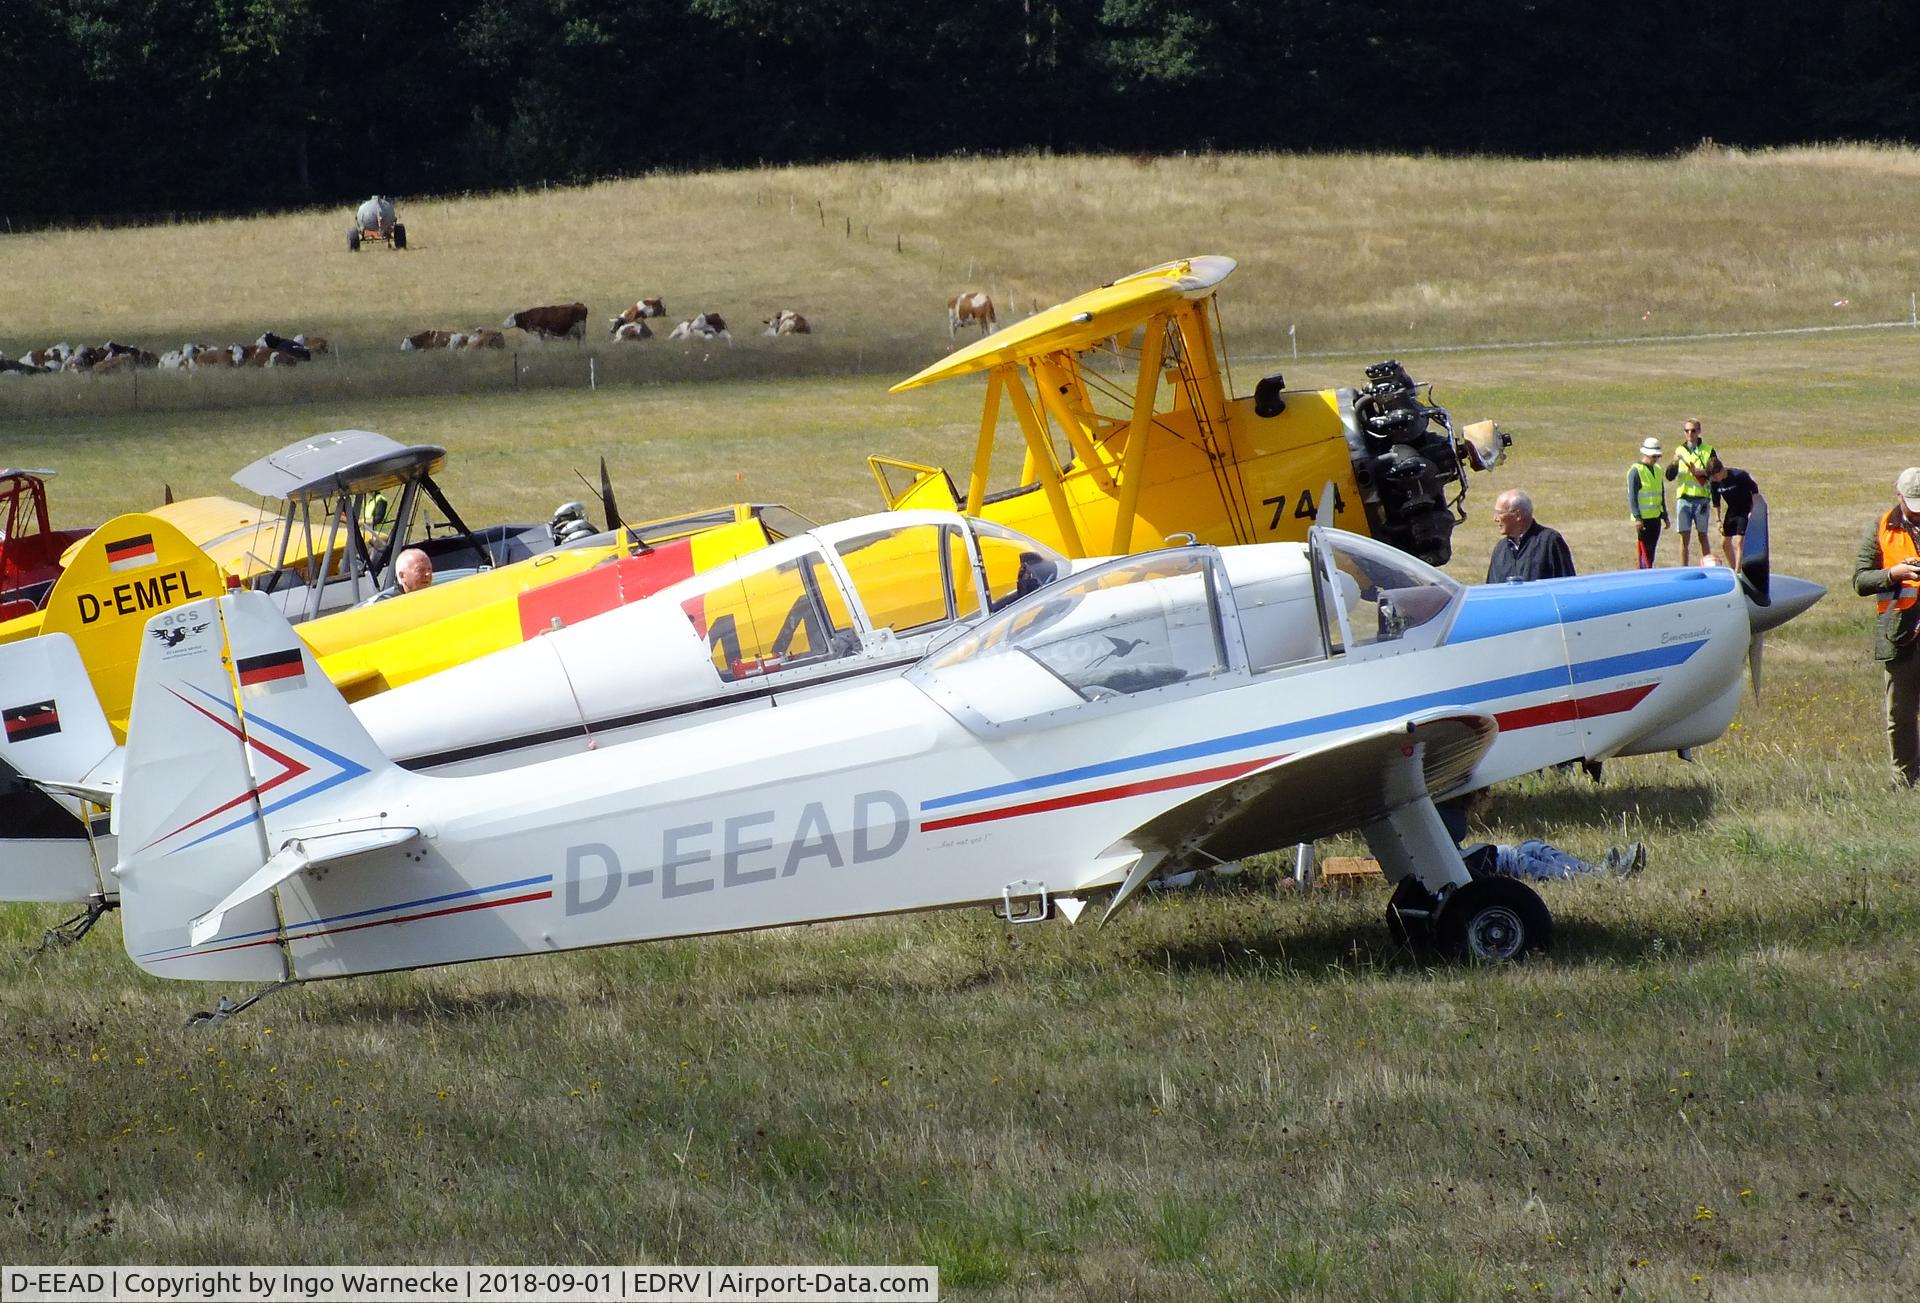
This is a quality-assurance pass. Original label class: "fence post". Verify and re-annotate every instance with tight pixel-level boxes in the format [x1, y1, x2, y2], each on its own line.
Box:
[513, 352, 519, 392]
[589, 356, 597, 391]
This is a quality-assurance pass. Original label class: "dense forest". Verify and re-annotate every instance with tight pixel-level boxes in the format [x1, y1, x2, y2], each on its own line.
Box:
[2, 0, 1916, 224]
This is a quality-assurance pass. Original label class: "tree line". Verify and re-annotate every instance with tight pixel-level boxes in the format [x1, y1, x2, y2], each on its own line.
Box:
[2, 0, 1915, 226]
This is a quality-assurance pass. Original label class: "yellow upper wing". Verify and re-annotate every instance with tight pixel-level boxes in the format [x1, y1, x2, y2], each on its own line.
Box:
[60, 496, 323, 583]
[890, 255, 1236, 393]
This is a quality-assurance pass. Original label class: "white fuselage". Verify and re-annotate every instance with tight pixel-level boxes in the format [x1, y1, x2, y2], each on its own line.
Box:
[122, 560, 1757, 983]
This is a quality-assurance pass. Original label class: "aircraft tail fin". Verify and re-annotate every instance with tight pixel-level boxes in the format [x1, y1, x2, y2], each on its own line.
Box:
[117, 591, 398, 980]
[0, 633, 120, 902]
[35, 511, 228, 740]
[0, 632, 118, 793]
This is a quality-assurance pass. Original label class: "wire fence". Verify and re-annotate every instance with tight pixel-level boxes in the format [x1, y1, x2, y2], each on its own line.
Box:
[1246, 299, 1920, 364]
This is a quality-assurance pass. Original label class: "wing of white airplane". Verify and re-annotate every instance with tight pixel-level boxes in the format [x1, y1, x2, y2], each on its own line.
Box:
[1101, 709, 1497, 920]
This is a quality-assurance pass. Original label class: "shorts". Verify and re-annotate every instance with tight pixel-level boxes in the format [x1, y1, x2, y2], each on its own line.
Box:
[1675, 497, 1713, 533]
[1721, 513, 1748, 538]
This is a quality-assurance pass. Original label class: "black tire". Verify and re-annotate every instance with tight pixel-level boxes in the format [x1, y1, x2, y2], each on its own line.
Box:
[392, 223, 407, 250]
[1385, 877, 1439, 950]
[348, 228, 361, 252]
[1436, 877, 1551, 963]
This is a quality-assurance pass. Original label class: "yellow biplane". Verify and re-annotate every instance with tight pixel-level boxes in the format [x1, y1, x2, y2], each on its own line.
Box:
[873, 255, 1507, 566]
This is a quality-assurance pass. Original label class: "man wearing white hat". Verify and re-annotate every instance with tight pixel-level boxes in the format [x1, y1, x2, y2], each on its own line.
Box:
[1855, 467, 1920, 786]
[1627, 437, 1668, 568]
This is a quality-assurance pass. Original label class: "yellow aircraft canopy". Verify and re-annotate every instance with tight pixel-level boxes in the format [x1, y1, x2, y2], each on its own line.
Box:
[890, 255, 1236, 392]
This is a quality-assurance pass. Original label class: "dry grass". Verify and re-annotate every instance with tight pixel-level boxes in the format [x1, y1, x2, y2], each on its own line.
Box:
[3, 153, 1918, 1298]
[4, 145, 1919, 422]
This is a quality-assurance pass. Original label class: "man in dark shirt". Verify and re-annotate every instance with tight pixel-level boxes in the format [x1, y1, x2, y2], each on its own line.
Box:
[1487, 489, 1576, 583]
[1707, 458, 1759, 569]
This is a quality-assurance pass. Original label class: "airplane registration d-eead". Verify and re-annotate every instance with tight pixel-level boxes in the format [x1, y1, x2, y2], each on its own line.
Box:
[106, 519, 1820, 1015]
[875, 255, 1510, 567]
[0, 511, 1067, 918]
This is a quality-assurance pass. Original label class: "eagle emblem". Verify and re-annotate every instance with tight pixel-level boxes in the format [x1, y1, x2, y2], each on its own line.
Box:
[150, 621, 210, 648]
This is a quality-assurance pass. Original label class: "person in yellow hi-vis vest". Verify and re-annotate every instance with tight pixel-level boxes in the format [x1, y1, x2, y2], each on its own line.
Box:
[1856, 467, 1920, 787]
[1665, 418, 1718, 565]
[1627, 437, 1667, 568]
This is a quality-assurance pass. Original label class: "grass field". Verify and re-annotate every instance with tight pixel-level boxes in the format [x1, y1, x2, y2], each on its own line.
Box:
[4, 152, 1919, 1300]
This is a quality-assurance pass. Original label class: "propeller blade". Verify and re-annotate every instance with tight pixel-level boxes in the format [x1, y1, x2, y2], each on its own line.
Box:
[163, 483, 174, 505]
[1315, 478, 1338, 531]
[1737, 495, 1770, 604]
[599, 456, 622, 531]
[1748, 632, 1764, 700]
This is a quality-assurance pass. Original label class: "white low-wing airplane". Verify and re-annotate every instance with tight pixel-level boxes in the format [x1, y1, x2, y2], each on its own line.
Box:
[105, 521, 1820, 1016]
[0, 510, 1069, 931]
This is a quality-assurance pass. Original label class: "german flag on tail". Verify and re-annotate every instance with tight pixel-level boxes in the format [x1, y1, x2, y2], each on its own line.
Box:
[104, 533, 157, 573]
[3, 700, 61, 743]
[236, 648, 305, 697]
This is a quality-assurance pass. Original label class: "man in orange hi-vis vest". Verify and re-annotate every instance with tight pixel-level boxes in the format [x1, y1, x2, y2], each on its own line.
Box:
[1856, 467, 1920, 786]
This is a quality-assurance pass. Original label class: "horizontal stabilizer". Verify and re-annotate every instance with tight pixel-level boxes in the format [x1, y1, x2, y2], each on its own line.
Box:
[190, 825, 421, 946]
[31, 776, 119, 805]
[1102, 710, 1497, 921]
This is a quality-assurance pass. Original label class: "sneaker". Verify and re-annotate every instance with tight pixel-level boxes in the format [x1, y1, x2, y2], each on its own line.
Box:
[1606, 842, 1647, 877]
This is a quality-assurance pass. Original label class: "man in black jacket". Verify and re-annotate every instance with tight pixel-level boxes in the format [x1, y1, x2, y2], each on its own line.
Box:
[1487, 489, 1576, 583]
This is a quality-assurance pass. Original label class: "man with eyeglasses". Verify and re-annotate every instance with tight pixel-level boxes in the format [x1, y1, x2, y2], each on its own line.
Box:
[1665, 420, 1718, 566]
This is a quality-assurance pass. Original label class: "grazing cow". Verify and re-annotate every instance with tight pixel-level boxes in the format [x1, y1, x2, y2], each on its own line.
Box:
[609, 298, 666, 332]
[459, 329, 506, 350]
[761, 309, 812, 336]
[402, 330, 457, 351]
[947, 291, 996, 336]
[611, 320, 653, 342]
[258, 332, 313, 361]
[232, 344, 275, 367]
[294, 333, 330, 355]
[666, 312, 732, 345]
[502, 302, 589, 343]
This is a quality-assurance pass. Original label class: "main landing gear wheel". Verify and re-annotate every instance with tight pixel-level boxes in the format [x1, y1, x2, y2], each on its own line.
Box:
[348, 228, 361, 252]
[1436, 877, 1551, 962]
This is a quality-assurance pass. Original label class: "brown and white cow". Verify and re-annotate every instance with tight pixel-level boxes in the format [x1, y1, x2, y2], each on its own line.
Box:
[666, 312, 732, 345]
[459, 328, 506, 350]
[402, 330, 457, 351]
[947, 291, 996, 337]
[22, 345, 70, 370]
[93, 349, 159, 373]
[294, 333, 330, 355]
[190, 345, 237, 368]
[611, 320, 653, 342]
[503, 302, 589, 343]
[609, 298, 666, 333]
[761, 310, 812, 336]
